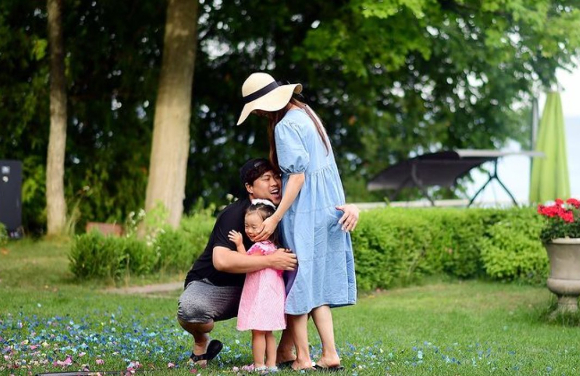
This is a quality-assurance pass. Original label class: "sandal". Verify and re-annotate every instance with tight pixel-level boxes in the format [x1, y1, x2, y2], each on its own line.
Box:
[276, 360, 294, 369]
[189, 339, 223, 363]
[313, 364, 345, 372]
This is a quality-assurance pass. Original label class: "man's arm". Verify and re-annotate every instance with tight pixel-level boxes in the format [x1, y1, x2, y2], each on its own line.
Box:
[213, 246, 297, 274]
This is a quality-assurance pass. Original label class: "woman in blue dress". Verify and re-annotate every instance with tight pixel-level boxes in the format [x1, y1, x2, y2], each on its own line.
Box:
[237, 72, 357, 371]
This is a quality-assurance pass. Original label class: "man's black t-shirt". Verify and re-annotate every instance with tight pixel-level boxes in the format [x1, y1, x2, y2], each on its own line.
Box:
[184, 198, 253, 288]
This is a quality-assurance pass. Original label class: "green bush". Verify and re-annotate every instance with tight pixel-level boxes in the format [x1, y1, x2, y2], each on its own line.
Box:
[352, 206, 546, 290]
[155, 210, 216, 272]
[479, 208, 548, 282]
[69, 231, 125, 279]
[0, 223, 7, 247]
[69, 231, 157, 279]
[69, 204, 547, 289]
[69, 208, 215, 280]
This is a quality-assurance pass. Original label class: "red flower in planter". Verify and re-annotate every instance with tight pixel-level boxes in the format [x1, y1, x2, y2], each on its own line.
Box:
[566, 198, 580, 209]
[538, 198, 580, 242]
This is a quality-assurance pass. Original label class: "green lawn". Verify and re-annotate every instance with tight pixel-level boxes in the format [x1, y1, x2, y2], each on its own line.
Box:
[1, 240, 579, 375]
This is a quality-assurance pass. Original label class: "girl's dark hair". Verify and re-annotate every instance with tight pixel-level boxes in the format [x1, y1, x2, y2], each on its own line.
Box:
[266, 96, 330, 173]
[246, 202, 280, 246]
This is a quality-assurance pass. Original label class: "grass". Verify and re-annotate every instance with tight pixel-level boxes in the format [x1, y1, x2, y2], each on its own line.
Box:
[1, 240, 580, 375]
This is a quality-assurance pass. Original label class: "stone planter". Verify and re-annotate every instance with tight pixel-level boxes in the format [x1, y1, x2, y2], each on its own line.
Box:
[545, 238, 580, 313]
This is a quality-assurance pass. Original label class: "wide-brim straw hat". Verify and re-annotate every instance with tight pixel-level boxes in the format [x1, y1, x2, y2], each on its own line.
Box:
[236, 72, 302, 125]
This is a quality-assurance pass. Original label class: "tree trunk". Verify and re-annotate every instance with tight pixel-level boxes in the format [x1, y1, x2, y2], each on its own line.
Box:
[46, 0, 67, 236]
[145, 0, 199, 228]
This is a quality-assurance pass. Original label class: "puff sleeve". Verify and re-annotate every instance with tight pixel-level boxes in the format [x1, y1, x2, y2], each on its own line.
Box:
[247, 243, 265, 256]
[247, 241, 277, 256]
[275, 120, 310, 174]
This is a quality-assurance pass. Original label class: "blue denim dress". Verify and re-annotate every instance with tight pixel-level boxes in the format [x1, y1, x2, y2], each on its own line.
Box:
[275, 108, 357, 315]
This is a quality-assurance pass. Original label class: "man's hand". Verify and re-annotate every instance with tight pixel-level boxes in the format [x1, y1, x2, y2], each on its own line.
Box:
[336, 204, 360, 232]
[267, 248, 297, 271]
[228, 230, 243, 247]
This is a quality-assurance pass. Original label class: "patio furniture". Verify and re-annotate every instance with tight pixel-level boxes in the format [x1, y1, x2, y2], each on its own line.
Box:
[367, 149, 544, 207]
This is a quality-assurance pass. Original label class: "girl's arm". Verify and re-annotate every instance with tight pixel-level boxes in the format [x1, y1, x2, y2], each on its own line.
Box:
[254, 173, 305, 242]
[228, 230, 247, 254]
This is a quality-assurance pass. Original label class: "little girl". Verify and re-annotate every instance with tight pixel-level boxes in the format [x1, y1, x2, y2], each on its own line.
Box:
[228, 199, 286, 373]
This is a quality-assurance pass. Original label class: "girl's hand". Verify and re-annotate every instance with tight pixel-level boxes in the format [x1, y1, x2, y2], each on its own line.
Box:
[254, 216, 279, 242]
[228, 230, 243, 246]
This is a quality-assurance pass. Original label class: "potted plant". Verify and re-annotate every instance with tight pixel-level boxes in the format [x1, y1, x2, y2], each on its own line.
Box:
[538, 198, 580, 313]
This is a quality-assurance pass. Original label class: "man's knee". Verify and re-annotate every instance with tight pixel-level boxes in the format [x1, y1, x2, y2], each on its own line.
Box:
[177, 279, 242, 324]
[177, 295, 212, 324]
[178, 316, 214, 335]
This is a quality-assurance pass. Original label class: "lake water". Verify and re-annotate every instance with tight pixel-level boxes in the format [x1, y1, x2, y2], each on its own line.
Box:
[466, 117, 580, 204]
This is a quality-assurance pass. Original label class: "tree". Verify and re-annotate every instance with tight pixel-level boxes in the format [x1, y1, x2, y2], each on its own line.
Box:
[182, 0, 580, 204]
[1, 0, 580, 233]
[145, 0, 199, 227]
[0, 0, 165, 234]
[297, 0, 580, 181]
[46, 0, 67, 235]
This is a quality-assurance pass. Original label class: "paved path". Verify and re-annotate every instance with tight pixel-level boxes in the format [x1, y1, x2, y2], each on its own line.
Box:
[105, 281, 183, 294]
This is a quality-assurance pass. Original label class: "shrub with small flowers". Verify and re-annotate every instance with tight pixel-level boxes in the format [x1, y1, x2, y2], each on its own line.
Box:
[537, 198, 580, 243]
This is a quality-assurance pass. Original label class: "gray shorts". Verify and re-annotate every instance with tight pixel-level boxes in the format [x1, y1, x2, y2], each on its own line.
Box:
[177, 279, 243, 324]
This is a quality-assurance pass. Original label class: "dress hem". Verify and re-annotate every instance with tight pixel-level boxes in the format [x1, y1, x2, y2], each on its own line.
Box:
[284, 301, 356, 316]
[237, 326, 287, 331]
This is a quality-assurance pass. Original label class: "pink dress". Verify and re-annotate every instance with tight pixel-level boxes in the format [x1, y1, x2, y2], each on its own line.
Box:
[237, 241, 286, 331]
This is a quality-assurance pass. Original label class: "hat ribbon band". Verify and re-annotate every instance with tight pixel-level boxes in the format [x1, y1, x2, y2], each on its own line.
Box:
[242, 81, 280, 104]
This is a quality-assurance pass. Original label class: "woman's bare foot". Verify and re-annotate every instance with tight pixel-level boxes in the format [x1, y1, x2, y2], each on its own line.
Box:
[314, 355, 341, 369]
[276, 351, 296, 367]
[292, 359, 315, 371]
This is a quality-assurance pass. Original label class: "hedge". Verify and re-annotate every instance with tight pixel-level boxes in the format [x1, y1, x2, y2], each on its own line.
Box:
[69, 210, 215, 280]
[351, 206, 547, 290]
[69, 206, 549, 289]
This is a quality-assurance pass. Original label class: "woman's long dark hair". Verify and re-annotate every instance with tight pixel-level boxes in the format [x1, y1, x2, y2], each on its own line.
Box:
[266, 97, 330, 173]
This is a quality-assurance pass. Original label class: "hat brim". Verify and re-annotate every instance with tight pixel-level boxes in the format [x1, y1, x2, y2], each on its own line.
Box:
[236, 83, 303, 125]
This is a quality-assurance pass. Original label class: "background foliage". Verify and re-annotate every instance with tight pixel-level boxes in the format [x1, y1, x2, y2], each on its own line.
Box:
[69, 204, 215, 281]
[1, 0, 579, 233]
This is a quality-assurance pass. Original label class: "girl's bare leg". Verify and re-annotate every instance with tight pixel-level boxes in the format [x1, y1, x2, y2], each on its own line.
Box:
[288, 314, 313, 370]
[311, 305, 341, 367]
[251, 330, 266, 368]
[265, 331, 277, 368]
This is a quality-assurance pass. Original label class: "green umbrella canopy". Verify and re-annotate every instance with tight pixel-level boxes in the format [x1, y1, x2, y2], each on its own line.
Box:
[529, 91, 570, 203]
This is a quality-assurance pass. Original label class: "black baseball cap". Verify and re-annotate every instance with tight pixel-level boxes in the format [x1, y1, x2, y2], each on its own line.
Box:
[239, 158, 273, 187]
